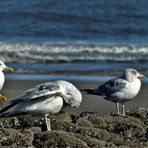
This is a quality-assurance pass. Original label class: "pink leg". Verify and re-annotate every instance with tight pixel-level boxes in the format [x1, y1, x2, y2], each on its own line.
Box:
[116, 102, 120, 115]
[116, 102, 123, 116]
[45, 114, 51, 131]
[121, 103, 126, 116]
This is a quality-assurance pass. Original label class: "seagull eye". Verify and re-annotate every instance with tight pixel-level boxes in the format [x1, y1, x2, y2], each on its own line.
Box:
[67, 93, 71, 97]
[132, 71, 136, 74]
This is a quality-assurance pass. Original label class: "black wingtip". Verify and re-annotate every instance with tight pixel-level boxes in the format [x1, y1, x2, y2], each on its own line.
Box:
[80, 89, 90, 93]
[0, 101, 17, 116]
[80, 89, 95, 94]
[80, 89, 86, 92]
[0, 112, 9, 118]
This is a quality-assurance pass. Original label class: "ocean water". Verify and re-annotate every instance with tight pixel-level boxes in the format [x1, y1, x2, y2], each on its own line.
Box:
[0, 0, 147, 81]
[0, 1, 148, 113]
[4, 61, 148, 82]
[0, 0, 148, 43]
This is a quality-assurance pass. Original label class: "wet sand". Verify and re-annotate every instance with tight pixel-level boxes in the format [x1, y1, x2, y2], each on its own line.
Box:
[1, 79, 148, 114]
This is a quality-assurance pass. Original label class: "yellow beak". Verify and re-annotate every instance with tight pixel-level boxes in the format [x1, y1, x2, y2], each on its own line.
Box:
[0, 95, 6, 101]
[56, 92, 65, 98]
[138, 73, 144, 78]
[3, 67, 14, 72]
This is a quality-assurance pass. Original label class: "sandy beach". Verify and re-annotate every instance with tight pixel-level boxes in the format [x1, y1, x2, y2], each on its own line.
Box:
[1, 79, 148, 114]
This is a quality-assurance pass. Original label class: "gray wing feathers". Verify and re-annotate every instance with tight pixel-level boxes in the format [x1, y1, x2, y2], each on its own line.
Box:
[12, 82, 60, 103]
[0, 82, 61, 115]
[97, 78, 126, 97]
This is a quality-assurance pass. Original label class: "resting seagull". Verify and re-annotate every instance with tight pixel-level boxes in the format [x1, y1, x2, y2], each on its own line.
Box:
[0, 61, 13, 101]
[0, 80, 82, 130]
[82, 69, 144, 116]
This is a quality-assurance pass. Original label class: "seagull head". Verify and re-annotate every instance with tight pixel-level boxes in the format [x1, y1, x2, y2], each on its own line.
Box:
[57, 80, 82, 108]
[124, 68, 144, 82]
[64, 89, 82, 108]
[0, 61, 14, 72]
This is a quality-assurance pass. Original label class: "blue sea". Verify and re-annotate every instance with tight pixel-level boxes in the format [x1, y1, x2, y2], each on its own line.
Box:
[0, 0, 148, 81]
[0, 0, 148, 113]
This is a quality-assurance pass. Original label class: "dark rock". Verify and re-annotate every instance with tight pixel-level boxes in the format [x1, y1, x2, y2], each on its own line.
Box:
[50, 112, 73, 123]
[17, 115, 45, 130]
[128, 107, 148, 118]
[51, 118, 110, 141]
[102, 114, 145, 138]
[0, 117, 19, 129]
[76, 118, 94, 128]
[0, 128, 34, 147]
[75, 126, 110, 141]
[1, 107, 148, 147]
[51, 120, 78, 132]
[128, 107, 148, 125]
[33, 130, 87, 148]
[88, 114, 107, 128]
[75, 133, 117, 148]
[28, 127, 42, 134]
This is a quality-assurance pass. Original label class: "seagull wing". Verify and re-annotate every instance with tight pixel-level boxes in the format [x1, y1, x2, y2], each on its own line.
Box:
[97, 77, 127, 97]
[15, 82, 61, 101]
[0, 82, 61, 114]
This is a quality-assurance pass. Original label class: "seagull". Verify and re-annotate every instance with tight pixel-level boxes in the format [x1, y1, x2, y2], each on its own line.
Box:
[81, 68, 144, 116]
[0, 61, 14, 101]
[0, 80, 82, 130]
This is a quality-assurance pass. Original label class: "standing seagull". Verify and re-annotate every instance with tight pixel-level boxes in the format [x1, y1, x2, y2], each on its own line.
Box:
[81, 69, 144, 116]
[0, 80, 82, 130]
[0, 61, 14, 101]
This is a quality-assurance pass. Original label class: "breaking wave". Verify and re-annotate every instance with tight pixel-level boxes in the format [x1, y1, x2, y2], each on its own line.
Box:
[0, 42, 148, 63]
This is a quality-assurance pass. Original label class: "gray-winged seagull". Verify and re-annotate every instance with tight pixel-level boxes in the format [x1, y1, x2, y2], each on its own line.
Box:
[0, 80, 82, 130]
[81, 68, 144, 116]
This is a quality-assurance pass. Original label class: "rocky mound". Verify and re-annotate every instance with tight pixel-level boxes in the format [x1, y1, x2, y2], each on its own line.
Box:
[0, 107, 148, 148]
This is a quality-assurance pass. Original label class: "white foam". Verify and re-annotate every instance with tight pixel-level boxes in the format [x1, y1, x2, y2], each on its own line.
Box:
[0, 42, 148, 62]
